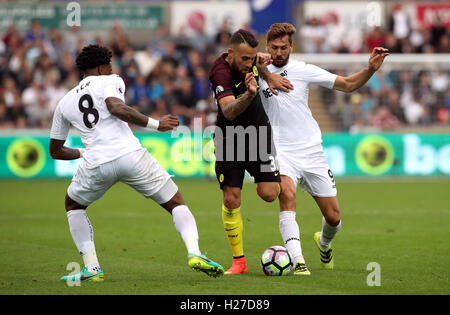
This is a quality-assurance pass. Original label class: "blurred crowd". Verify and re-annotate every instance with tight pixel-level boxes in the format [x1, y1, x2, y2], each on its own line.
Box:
[300, 4, 449, 54]
[302, 2, 450, 131]
[0, 20, 230, 130]
[0, 2, 449, 131]
[320, 67, 450, 132]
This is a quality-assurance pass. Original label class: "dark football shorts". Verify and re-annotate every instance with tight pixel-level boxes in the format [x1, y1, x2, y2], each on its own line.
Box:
[215, 158, 280, 190]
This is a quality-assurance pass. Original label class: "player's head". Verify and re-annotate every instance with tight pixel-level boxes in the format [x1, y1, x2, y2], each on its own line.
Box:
[266, 23, 296, 68]
[75, 44, 113, 76]
[227, 29, 258, 78]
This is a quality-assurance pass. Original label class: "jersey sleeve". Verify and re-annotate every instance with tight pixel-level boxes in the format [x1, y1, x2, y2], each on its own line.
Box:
[103, 75, 126, 102]
[210, 65, 234, 101]
[302, 64, 337, 89]
[50, 104, 70, 140]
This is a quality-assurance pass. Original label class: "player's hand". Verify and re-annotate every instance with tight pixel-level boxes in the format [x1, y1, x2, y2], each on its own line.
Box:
[267, 74, 293, 96]
[257, 52, 273, 68]
[157, 115, 179, 132]
[245, 73, 258, 96]
[368, 47, 389, 72]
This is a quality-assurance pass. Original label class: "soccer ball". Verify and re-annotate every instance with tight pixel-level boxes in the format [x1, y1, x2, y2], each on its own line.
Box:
[260, 246, 293, 276]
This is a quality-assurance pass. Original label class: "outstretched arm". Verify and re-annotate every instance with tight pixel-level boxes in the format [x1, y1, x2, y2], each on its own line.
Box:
[333, 47, 389, 93]
[105, 97, 179, 131]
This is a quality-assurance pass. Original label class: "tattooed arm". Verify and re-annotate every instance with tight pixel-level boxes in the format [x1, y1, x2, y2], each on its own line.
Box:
[105, 97, 179, 131]
[219, 73, 257, 121]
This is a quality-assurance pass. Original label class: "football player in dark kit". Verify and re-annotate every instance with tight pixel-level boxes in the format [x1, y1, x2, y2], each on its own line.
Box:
[209, 29, 293, 274]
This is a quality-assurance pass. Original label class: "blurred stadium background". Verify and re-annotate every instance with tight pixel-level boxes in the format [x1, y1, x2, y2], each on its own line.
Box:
[0, 0, 449, 180]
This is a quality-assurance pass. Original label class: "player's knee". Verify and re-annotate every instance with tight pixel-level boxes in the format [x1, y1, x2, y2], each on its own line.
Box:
[223, 189, 241, 209]
[224, 198, 241, 210]
[223, 186, 241, 209]
[256, 183, 279, 203]
[279, 185, 295, 203]
[265, 189, 279, 202]
[260, 193, 277, 203]
[65, 193, 87, 211]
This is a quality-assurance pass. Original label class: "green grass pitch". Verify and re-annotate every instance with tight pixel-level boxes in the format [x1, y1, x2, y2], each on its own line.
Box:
[0, 178, 449, 295]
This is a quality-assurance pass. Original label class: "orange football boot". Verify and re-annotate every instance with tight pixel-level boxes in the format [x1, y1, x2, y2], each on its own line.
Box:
[225, 256, 248, 275]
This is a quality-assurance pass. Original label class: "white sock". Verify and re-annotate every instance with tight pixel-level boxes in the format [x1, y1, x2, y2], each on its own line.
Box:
[172, 205, 201, 256]
[320, 217, 342, 250]
[67, 209, 101, 273]
[279, 211, 305, 264]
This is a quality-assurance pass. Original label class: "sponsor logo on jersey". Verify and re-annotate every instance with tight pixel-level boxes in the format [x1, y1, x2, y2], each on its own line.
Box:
[253, 66, 258, 77]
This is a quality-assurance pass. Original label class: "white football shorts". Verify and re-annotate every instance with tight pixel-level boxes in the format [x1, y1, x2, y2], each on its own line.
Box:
[68, 148, 177, 206]
[277, 145, 337, 197]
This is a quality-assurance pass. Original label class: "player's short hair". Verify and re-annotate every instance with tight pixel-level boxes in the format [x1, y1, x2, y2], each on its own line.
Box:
[266, 23, 296, 45]
[75, 45, 112, 71]
[230, 29, 259, 48]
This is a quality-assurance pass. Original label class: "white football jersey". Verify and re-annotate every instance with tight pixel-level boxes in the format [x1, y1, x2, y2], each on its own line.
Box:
[50, 74, 142, 167]
[259, 59, 337, 154]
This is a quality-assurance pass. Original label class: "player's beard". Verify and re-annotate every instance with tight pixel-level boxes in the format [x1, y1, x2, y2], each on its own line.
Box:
[231, 61, 248, 79]
[272, 54, 290, 68]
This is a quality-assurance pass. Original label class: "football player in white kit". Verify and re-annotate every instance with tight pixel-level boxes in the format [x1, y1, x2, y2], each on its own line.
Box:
[259, 24, 388, 274]
[50, 45, 224, 282]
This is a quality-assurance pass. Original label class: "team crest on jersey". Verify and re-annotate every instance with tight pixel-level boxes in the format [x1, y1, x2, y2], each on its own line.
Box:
[253, 66, 258, 77]
[216, 85, 224, 95]
[116, 85, 123, 95]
